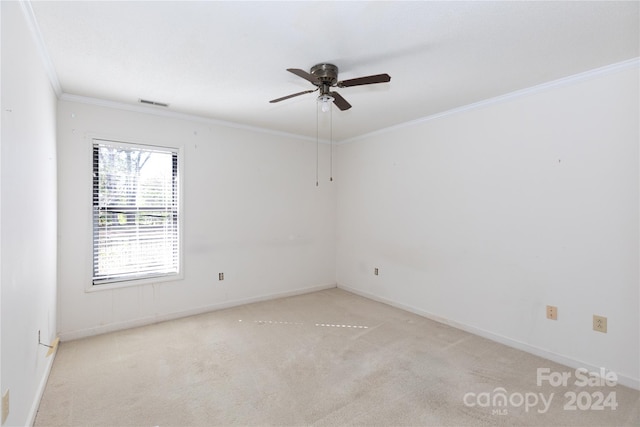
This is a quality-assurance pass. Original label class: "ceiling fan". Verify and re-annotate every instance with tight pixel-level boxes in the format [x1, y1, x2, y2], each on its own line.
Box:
[269, 63, 391, 111]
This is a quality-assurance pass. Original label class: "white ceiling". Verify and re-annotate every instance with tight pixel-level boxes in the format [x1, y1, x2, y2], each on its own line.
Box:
[30, 1, 639, 141]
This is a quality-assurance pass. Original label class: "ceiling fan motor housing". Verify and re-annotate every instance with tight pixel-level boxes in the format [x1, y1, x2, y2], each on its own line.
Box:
[311, 63, 339, 86]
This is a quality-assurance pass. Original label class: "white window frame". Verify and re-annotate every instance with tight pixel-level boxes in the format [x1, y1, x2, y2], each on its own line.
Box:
[87, 137, 183, 292]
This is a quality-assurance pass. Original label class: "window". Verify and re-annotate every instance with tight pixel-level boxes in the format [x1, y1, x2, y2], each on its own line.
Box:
[92, 139, 180, 286]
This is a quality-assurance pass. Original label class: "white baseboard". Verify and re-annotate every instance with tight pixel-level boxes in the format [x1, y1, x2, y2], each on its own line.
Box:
[27, 345, 58, 426]
[59, 283, 337, 342]
[338, 284, 640, 391]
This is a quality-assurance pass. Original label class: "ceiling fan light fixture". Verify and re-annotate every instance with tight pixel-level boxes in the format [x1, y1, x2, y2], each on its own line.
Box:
[318, 94, 334, 112]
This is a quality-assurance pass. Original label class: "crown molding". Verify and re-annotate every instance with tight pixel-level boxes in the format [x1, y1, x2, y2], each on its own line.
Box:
[58, 51, 639, 146]
[340, 57, 640, 145]
[20, 0, 62, 97]
[59, 93, 326, 144]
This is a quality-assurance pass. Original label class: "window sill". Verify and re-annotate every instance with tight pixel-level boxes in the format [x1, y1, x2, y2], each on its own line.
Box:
[85, 272, 183, 292]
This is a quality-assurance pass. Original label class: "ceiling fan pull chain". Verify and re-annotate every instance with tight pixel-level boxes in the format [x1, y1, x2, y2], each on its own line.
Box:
[269, 63, 391, 186]
[329, 104, 333, 182]
[316, 100, 319, 187]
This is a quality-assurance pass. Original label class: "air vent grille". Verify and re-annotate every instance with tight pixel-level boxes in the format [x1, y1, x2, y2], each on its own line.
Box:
[138, 99, 169, 108]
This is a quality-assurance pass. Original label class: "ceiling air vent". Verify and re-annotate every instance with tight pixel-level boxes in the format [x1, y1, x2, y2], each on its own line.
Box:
[138, 99, 169, 108]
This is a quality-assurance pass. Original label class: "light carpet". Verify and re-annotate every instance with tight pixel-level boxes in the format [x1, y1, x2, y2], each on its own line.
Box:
[35, 288, 639, 426]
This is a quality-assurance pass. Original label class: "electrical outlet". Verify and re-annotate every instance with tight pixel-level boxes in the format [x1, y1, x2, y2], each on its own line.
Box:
[593, 315, 607, 333]
[374, 268, 379, 276]
[546, 305, 557, 320]
[2, 389, 9, 424]
[218, 272, 224, 281]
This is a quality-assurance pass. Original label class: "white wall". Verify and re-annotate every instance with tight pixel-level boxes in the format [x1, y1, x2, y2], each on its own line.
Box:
[336, 63, 640, 388]
[1, 2, 58, 425]
[0, 1, 3, 420]
[57, 100, 336, 340]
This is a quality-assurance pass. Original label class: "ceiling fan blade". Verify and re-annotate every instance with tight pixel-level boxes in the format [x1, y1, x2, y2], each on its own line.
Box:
[269, 89, 317, 103]
[287, 68, 321, 84]
[337, 73, 391, 88]
[330, 91, 352, 111]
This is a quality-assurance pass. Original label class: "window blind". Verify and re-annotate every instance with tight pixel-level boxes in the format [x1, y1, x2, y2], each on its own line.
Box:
[92, 140, 179, 285]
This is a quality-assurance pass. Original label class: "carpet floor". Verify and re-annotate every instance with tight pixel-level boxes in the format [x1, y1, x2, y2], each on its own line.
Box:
[35, 288, 639, 426]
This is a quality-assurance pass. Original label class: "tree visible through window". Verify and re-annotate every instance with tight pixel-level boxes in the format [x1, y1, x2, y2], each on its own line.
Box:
[92, 140, 180, 285]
